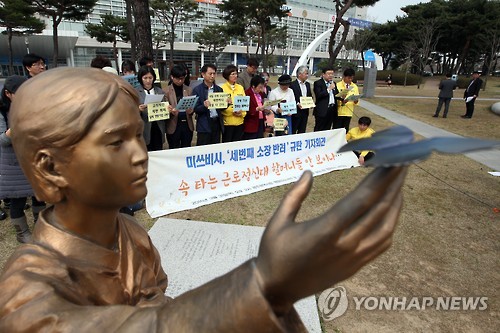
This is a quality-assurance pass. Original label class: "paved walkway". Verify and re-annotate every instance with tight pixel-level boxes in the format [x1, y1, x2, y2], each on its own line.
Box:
[359, 99, 500, 171]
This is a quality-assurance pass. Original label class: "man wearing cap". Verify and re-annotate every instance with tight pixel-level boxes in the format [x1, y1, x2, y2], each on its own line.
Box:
[462, 71, 483, 119]
[290, 66, 312, 134]
[268, 74, 295, 135]
[313, 67, 339, 131]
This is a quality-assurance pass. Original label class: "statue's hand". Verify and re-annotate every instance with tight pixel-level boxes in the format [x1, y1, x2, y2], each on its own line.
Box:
[255, 166, 407, 315]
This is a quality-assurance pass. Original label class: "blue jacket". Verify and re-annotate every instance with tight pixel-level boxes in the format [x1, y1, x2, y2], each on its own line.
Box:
[192, 82, 225, 133]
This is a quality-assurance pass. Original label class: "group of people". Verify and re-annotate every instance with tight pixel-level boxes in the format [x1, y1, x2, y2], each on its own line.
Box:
[0, 53, 48, 243]
[433, 71, 483, 119]
[0, 62, 407, 333]
[128, 57, 363, 149]
[1, 54, 368, 238]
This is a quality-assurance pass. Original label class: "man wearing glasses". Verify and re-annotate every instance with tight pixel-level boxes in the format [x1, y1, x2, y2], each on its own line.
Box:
[22, 54, 46, 78]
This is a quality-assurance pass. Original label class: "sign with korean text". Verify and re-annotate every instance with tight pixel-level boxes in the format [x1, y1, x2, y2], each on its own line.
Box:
[148, 102, 170, 121]
[300, 96, 316, 108]
[233, 96, 250, 112]
[146, 130, 358, 217]
[280, 101, 297, 115]
[208, 92, 229, 109]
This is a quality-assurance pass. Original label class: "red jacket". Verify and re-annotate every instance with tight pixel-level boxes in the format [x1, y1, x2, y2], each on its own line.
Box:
[244, 87, 266, 133]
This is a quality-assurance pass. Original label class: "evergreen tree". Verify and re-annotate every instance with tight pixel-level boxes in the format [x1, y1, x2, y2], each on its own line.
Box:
[0, 0, 44, 74]
[32, 0, 97, 67]
[150, 0, 204, 68]
[85, 14, 129, 71]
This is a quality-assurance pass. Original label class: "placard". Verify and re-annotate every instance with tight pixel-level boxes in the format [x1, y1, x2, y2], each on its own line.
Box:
[176, 96, 199, 112]
[122, 74, 140, 89]
[153, 68, 160, 83]
[280, 101, 297, 115]
[148, 102, 170, 121]
[208, 92, 229, 109]
[300, 96, 315, 108]
[274, 118, 287, 131]
[233, 96, 250, 112]
[263, 99, 282, 107]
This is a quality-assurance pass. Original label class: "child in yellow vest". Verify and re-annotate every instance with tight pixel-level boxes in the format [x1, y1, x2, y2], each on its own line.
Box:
[346, 116, 375, 165]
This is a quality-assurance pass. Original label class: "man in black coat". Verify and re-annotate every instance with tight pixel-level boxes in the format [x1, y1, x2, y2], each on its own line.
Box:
[313, 66, 339, 131]
[290, 66, 313, 134]
[462, 71, 483, 119]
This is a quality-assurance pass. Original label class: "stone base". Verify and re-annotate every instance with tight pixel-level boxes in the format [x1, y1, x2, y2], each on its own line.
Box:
[149, 218, 322, 332]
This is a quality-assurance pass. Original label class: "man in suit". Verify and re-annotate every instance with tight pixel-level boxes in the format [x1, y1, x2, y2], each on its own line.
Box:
[290, 66, 313, 134]
[462, 71, 483, 119]
[313, 66, 338, 131]
[433, 72, 458, 118]
[193, 64, 225, 145]
[164, 64, 194, 148]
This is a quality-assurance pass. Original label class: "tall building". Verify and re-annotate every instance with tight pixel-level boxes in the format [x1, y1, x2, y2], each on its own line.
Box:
[0, 0, 369, 76]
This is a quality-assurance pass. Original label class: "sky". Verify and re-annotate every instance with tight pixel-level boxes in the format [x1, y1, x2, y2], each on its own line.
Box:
[366, 0, 431, 24]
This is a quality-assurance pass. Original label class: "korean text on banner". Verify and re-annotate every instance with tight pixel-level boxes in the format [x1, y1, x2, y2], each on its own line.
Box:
[146, 130, 358, 217]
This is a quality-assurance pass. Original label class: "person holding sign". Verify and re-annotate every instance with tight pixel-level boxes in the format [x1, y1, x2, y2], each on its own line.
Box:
[193, 64, 225, 145]
[137, 66, 167, 151]
[221, 65, 246, 142]
[163, 65, 194, 149]
[290, 66, 313, 134]
[268, 75, 295, 136]
[334, 68, 360, 132]
[243, 75, 268, 139]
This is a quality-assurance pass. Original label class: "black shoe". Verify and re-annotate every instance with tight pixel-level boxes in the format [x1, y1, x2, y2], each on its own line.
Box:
[443, 115, 447, 118]
[461, 115, 471, 119]
[432, 114, 438, 117]
[0, 208, 7, 221]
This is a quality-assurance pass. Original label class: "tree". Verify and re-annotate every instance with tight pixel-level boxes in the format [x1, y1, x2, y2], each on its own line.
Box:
[344, 28, 375, 70]
[152, 29, 168, 65]
[328, 0, 380, 66]
[194, 24, 228, 67]
[124, 0, 137, 63]
[85, 14, 129, 70]
[0, 0, 44, 75]
[218, 0, 289, 71]
[33, 0, 96, 67]
[129, 0, 153, 61]
[150, 0, 204, 68]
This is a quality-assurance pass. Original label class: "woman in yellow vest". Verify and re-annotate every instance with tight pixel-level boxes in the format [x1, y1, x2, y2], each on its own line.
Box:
[221, 65, 247, 142]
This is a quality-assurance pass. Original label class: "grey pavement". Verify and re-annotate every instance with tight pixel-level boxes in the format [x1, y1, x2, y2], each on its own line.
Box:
[359, 99, 500, 171]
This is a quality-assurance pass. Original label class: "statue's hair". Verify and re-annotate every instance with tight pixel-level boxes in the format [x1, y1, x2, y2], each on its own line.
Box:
[10, 67, 139, 201]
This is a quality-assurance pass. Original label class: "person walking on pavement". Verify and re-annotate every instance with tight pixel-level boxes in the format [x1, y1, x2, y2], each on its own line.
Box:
[462, 71, 483, 119]
[433, 72, 457, 118]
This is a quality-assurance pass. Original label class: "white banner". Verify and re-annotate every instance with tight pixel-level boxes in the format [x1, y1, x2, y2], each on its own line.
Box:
[146, 129, 358, 217]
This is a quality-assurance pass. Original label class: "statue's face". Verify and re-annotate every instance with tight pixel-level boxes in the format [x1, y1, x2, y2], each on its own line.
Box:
[59, 92, 148, 208]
